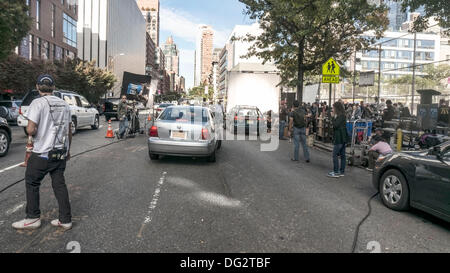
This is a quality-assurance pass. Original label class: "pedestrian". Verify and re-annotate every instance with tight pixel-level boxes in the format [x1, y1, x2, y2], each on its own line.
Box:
[288, 101, 310, 163]
[12, 74, 73, 230]
[117, 95, 128, 139]
[279, 102, 288, 140]
[367, 135, 393, 171]
[328, 101, 348, 178]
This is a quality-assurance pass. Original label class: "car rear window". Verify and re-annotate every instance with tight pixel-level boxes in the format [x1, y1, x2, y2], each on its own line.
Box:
[21, 90, 41, 106]
[159, 104, 174, 108]
[159, 107, 209, 123]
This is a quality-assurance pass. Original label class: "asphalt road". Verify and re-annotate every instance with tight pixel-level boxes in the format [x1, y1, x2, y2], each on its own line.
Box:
[0, 118, 449, 253]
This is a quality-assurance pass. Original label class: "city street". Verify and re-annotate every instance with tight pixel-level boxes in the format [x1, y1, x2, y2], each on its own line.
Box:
[1, 119, 449, 253]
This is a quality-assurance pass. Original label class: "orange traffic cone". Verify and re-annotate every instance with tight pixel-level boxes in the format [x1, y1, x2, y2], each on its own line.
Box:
[147, 114, 152, 122]
[20, 136, 33, 167]
[105, 120, 115, 138]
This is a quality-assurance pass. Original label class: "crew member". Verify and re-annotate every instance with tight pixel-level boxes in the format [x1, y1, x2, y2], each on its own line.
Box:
[118, 95, 128, 139]
[12, 74, 73, 230]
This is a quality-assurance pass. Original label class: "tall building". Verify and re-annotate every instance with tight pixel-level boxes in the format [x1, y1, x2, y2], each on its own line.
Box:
[163, 36, 179, 75]
[194, 25, 214, 86]
[136, 0, 160, 47]
[77, 0, 146, 97]
[17, 0, 78, 61]
[383, 0, 408, 31]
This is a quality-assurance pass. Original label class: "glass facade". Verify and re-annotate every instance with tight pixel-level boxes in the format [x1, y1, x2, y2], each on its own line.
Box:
[63, 13, 77, 47]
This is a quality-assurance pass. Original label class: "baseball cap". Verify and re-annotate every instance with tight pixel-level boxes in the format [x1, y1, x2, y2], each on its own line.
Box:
[37, 74, 55, 86]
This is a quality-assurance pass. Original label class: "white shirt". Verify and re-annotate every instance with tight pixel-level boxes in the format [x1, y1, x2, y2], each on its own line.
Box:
[26, 95, 71, 155]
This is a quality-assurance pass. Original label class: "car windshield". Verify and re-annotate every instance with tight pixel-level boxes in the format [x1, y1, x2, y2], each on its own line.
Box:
[0, 101, 13, 107]
[238, 109, 258, 116]
[159, 107, 209, 123]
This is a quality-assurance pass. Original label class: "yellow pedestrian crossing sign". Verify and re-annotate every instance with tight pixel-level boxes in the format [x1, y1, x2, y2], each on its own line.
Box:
[322, 58, 340, 83]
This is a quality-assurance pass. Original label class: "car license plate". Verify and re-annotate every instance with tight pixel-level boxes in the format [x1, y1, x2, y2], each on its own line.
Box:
[171, 131, 186, 139]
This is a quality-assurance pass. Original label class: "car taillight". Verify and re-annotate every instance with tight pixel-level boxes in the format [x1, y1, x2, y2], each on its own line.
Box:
[149, 126, 158, 137]
[102, 104, 105, 111]
[19, 107, 22, 115]
[201, 128, 209, 140]
[157, 108, 162, 112]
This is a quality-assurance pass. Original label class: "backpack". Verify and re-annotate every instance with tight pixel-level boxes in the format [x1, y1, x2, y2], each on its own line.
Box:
[292, 109, 306, 128]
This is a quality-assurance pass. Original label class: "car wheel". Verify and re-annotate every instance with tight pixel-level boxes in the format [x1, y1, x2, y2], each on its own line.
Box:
[379, 169, 410, 211]
[149, 153, 159, 160]
[208, 149, 216, 163]
[71, 117, 77, 136]
[91, 115, 99, 130]
[0, 129, 10, 157]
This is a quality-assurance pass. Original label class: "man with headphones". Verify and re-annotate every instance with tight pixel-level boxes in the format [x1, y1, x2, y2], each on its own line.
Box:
[12, 74, 73, 231]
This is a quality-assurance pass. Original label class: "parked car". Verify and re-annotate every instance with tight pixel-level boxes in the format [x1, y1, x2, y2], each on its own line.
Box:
[103, 98, 121, 121]
[0, 113, 12, 157]
[17, 90, 99, 135]
[226, 105, 265, 136]
[0, 100, 22, 124]
[148, 106, 220, 162]
[372, 141, 450, 222]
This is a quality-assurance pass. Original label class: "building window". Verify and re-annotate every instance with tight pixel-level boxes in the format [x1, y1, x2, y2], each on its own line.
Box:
[37, 38, 41, 59]
[36, 0, 40, 30]
[51, 4, 56, 37]
[26, 0, 30, 16]
[29, 35, 34, 59]
[63, 13, 77, 47]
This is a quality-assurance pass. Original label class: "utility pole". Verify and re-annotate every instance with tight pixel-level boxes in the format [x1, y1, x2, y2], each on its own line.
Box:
[377, 44, 382, 101]
[411, 32, 417, 115]
[352, 50, 357, 104]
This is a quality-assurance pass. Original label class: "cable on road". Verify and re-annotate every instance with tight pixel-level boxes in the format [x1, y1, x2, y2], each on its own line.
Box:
[351, 191, 379, 253]
[0, 139, 125, 194]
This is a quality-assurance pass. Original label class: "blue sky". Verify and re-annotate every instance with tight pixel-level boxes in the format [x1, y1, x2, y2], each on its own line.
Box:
[159, 0, 254, 89]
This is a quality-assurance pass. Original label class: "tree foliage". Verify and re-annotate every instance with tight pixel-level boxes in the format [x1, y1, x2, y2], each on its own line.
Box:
[0, 54, 117, 103]
[189, 85, 214, 100]
[239, 0, 388, 102]
[389, 64, 450, 88]
[0, 0, 31, 61]
[397, 0, 450, 34]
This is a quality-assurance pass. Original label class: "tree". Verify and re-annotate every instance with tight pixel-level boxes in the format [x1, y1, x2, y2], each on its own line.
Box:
[388, 64, 450, 89]
[239, 0, 388, 102]
[396, 0, 450, 33]
[189, 85, 214, 100]
[0, 54, 116, 102]
[0, 0, 31, 61]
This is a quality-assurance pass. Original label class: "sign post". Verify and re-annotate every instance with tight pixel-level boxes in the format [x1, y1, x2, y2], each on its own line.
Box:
[322, 58, 340, 107]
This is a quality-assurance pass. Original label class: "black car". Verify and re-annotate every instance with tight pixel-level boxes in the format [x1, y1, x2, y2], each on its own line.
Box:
[0, 112, 12, 157]
[373, 141, 450, 222]
[103, 98, 121, 121]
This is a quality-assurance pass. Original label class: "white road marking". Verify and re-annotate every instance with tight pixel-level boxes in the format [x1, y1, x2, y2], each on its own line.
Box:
[6, 202, 26, 216]
[137, 172, 167, 238]
[0, 162, 24, 175]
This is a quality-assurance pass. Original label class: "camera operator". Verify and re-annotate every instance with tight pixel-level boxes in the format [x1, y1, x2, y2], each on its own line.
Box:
[12, 74, 73, 230]
[118, 95, 128, 139]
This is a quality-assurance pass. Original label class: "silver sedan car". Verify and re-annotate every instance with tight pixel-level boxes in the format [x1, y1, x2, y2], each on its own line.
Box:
[148, 106, 221, 162]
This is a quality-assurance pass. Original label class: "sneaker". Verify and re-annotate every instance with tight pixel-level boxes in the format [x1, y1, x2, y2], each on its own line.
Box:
[338, 172, 345, 177]
[327, 172, 340, 178]
[366, 168, 374, 172]
[12, 218, 41, 230]
[51, 219, 72, 230]
[306, 160, 310, 163]
[291, 158, 299, 162]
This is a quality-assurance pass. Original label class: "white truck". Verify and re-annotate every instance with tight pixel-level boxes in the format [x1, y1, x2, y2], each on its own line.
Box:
[225, 64, 280, 115]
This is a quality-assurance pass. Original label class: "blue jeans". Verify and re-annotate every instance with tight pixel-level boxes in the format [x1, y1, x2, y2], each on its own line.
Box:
[279, 120, 286, 139]
[119, 118, 128, 137]
[333, 144, 346, 173]
[293, 127, 310, 161]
